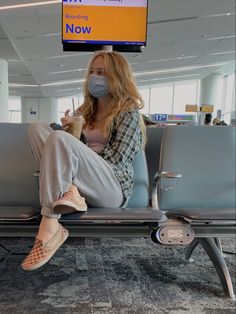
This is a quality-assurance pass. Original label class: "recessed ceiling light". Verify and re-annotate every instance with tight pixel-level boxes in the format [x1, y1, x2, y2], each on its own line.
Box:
[137, 74, 199, 84]
[9, 83, 39, 87]
[204, 35, 235, 41]
[202, 12, 235, 18]
[43, 33, 61, 38]
[134, 63, 227, 77]
[45, 52, 92, 60]
[160, 56, 197, 62]
[47, 68, 86, 75]
[0, 0, 60, 10]
[41, 79, 85, 87]
[55, 88, 79, 92]
[9, 74, 21, 77]
[8, 59, 21, 62]
[209, 51, 236, 56]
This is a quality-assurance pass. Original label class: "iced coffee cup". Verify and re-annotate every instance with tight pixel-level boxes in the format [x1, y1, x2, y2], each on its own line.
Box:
[67, 115, 84, 140]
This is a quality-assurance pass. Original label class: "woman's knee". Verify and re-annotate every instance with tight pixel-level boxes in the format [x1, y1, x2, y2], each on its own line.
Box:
[46, 130, 75, 149]
[28, 122, 47, 138]
[28, 122, 54, 145]
[47, 130, 66, 141]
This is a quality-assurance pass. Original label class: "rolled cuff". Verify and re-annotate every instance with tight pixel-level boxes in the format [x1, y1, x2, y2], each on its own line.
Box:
[41, 206, 61, 219]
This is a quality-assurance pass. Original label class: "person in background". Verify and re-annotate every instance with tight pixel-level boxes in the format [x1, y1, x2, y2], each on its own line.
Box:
[204, 113, 212, 126]
[212, 117, 221, 125]
[219, 120, 228, 126]
[21, 51, 146, 271]
[212, 117, 228, 126]
[230, 119, 236, 127]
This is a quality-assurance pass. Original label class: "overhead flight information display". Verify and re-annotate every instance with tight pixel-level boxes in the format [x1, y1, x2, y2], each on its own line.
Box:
[62, 0, 148, 46]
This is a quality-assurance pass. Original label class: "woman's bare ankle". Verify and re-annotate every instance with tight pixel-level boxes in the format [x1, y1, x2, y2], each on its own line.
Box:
[37, 216, 60, 241]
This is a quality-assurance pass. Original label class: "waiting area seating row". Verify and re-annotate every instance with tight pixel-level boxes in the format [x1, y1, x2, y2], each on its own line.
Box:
[0, 123, 235, 299]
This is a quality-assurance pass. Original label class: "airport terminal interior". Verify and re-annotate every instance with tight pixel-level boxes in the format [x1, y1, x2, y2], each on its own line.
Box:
[0, 0, 235, 313]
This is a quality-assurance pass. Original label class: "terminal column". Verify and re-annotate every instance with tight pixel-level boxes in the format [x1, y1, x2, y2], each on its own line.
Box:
[199, 73, 223, 124]
[21, 97, 57, 124]
[200, 73, 223, 110]
[0, 58, 9, 122]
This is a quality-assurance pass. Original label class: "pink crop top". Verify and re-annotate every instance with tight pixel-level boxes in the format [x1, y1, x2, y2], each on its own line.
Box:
[83, 127, 108, 153]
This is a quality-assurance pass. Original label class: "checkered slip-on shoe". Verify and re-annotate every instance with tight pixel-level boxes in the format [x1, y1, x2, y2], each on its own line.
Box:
[21, 224, 69, 271]
[52, 190, 87, 214]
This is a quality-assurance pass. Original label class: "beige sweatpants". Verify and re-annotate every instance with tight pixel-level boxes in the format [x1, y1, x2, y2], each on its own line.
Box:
[28, 123, 124, 218]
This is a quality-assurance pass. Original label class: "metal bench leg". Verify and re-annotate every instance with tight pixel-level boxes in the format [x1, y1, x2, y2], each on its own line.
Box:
[198, 238, 235, 299]
[214, 238, 224, 255]
[185, 238, 199, 260]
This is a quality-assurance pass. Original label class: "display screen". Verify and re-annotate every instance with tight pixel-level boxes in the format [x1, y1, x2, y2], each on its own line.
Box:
[153, 114, 194, 123]
[154, 114, 168, 122]
[168, 114, 194, 121]
[62, 0, 148, 51]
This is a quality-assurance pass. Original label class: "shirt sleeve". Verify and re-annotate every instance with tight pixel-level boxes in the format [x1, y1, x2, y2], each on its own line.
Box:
[98, 109, 142, 168]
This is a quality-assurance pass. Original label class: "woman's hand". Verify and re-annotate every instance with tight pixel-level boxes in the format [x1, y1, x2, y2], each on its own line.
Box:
[61, 109, 73, 131]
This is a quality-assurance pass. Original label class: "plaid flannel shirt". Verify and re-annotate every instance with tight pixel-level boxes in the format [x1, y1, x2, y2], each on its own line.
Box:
[98, 109, 143, 203]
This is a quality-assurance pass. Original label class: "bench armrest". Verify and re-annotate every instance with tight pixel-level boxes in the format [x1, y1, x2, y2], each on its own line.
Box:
[152, 171, 182, 209]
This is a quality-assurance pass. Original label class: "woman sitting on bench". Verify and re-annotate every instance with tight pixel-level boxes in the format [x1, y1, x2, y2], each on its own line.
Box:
[21, 51, 146, 271]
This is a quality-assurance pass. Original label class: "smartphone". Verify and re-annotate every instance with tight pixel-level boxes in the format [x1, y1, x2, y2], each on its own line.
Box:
[50, 123, 63, 130]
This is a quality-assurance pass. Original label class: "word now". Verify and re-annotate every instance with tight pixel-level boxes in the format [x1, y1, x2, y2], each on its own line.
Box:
[66, 24, 92, 34]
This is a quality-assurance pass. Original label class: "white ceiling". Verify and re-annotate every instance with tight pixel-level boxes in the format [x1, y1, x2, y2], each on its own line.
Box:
[0, 0, 235, 98]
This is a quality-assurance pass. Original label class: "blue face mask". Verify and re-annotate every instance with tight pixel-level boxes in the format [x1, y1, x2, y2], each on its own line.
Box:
[88, 74, 109, 98]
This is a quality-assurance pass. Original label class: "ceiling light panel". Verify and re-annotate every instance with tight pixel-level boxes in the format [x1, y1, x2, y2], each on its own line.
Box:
[134, 63, 227, 77]
[9, 83, 39, 87]
[0, 1, 60, 10]
[46, 69, 86, 75]
[41, 79, 85, 87]
[137, 74, 199, 83]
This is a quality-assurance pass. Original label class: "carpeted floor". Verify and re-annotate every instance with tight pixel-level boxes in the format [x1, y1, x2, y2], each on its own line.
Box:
[0, 236, 235, 314]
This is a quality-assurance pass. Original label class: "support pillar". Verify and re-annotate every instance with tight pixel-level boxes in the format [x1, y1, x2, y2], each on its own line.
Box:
[199, 73, 223, 124]
[0, 58, 9, 122]
[21, 97, 57, 124]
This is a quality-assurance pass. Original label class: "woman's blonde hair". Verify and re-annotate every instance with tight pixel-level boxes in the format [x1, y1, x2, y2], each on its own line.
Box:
[81, 51, 146, 141]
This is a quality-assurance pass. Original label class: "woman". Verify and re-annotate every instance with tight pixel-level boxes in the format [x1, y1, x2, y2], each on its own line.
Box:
[21, 51, 146, 271]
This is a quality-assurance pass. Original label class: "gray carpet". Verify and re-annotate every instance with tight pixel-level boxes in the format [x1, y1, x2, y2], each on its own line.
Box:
[0, 236, 235, 314]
